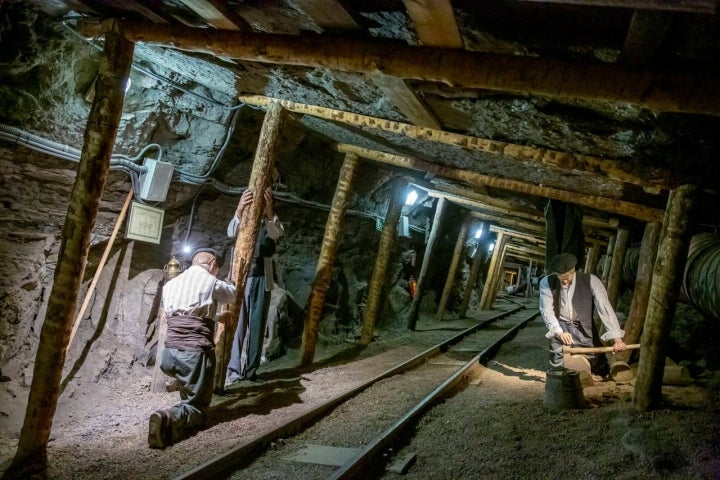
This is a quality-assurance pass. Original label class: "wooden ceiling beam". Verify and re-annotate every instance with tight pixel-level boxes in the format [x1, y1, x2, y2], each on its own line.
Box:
[622, 10, 674, 64]
[238, 95, 672, 193]
[416, 182, 620, 229]
[367, 72, 442, 129]
[472, 211, 545, 237]
[517, 0, 716, 14]
[177, 0, 248, 30]
[402, 0, 464, 48]
[75, 20, 720, 116]
[490, 225, 545, 244]
[337, 143, 664, 223]
[295, 0, 360, 31]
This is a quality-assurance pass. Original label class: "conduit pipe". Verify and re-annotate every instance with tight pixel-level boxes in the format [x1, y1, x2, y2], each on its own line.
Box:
[622, 232, 720, 322]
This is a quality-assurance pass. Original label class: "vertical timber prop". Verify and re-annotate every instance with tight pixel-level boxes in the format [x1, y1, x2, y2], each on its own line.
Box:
[214, 101, 287, 392]
[299, 153, 359, 366]
[525, 259, 534, 299]
[634, 185, 697, 412]
[615, 222, 660, 365]
[459, 239, 484, 316]
[360, 178, 407, 346]
[601, 235, 616, 287]
[407, 197, 448, 330]
[606, 227, 630, 308]
[487, 241, 509, 307]
[585, 239, 601, 275]
[479, 231, 506, 310]
[8, 20, 133, 476]
[436, 214, 471, 321]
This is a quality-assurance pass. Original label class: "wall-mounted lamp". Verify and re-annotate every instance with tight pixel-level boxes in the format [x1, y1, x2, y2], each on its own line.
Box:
[488, 242, 495, 253]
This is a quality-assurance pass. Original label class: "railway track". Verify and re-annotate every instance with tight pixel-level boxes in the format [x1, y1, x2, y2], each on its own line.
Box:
[174, 301, 540, 480]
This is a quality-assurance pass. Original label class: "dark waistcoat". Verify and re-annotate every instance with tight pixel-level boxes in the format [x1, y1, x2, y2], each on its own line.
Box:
[549, 271, 593, 332]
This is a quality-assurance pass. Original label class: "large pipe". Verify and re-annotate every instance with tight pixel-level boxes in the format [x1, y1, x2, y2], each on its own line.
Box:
[622, 232, 720, 322]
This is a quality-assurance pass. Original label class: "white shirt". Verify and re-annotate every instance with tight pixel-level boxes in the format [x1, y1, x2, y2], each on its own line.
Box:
[162, 265, 236, 318]
[538, 273, 624, 341]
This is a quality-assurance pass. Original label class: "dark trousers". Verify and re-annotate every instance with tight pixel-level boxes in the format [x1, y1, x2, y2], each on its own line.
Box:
[548, 320, 609, 376]
[226, 275, 270, 382]
[160, 347, 215, 441]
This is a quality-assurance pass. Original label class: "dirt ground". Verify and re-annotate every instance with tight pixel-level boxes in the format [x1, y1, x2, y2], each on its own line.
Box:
[1, 300, 719, 479]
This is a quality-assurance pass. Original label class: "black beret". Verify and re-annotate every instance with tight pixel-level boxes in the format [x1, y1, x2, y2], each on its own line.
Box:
[549, 253, 577, 273]
[191, 247, 225, 266]
[192, 247, 218, 258]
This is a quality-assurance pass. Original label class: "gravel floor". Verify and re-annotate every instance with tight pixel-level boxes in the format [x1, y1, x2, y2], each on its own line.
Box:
[1, 300, 719, 479]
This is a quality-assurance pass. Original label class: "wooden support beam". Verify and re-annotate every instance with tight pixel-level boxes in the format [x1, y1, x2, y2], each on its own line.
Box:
[178, 0, 245, 30]
[607, 227, 630, 308]
[615, 221, 660, 364]
[408, 197, 447, 329]
[368, 72, 441, 129]
[295, 0, 360, 31]
[239, 95, 673, 193]
[217, 101, 287, 388]
[361, 178, 407, 345]
[337, 143, 664, 222]
[519, 0, 716, 13]
[480, 232, 507, 310]
[82, 21, 720, 115]
[585, 239, 602, 274]
[487, 242, 509, 307]
[622, 10, 674, 64]
[402, 0, 463, 48]
[634, 185, 698, 412]
[300, 152, 359, 364]
[601, 235, 616, 286]
[489, 225, 545, 245]
[471, 211, 545, 237]
[459, 244, 485, 317]
[436, 214, 471, 321]
[9, 20, 134, 475]
[422, 186, 620, 232]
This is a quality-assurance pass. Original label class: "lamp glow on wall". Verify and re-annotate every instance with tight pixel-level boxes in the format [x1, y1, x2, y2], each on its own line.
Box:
[405, 189, 418, 206]
[474, 224, 484, 239]
[488, 242, 495, 253]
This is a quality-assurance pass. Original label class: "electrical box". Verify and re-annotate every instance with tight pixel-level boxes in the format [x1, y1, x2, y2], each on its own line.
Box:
[138, 158, 173, 202]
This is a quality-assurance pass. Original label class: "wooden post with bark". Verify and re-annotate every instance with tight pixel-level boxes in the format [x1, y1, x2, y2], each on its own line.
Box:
[607, 227, 630, 308]
[487, 242, 509, 308]
[436, 214, 470, 321]
[525, 259, 535, 298]
[634, 185, 697, 412]
[214, 101, 287, 392]
[480, 231, 506, 310]
[360, 178, 407, 345]
[299, 153, 359, 365]
[615, 222, 660, 364]
[585, 239, 601, 275]
[407, 197, 447, 330]
[8, 20, 133, 476]
[459, 242, 484, 316]
[601, 235, 616, 286]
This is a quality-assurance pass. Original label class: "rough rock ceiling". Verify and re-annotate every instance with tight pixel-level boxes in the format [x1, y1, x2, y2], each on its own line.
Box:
[18, 0, 720, 238]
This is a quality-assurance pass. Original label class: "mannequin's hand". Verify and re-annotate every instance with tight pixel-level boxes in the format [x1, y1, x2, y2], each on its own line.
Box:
[557, 332, 573, 345]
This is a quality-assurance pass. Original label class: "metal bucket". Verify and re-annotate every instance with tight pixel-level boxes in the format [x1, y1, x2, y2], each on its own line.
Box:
[544, 367, 585, 409]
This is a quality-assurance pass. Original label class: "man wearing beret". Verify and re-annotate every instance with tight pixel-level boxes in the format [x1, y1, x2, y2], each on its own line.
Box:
[148, 248, 236, 448]
[539, 252, 626, 377]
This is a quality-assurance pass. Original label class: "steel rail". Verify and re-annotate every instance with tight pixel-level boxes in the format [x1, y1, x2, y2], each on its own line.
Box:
[329, 309, 540, 480]
[173, 305, 524, 480]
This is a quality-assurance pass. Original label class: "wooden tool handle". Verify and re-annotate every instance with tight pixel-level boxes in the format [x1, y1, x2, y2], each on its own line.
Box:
[562, 343, 641, 354]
